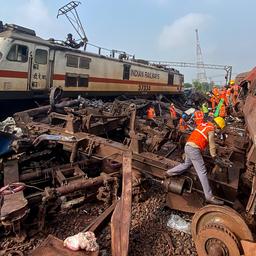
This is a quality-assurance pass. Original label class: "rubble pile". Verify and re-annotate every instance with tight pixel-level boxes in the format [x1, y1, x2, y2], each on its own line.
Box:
[0, 82, 256, 255]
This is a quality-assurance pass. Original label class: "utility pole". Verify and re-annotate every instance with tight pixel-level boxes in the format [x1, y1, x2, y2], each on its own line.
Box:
[195, 29, 207, 83]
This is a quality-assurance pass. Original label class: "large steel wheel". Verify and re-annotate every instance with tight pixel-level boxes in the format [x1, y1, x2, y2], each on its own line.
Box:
[191, 205, 253, 256]
[195, 223, 240, 256]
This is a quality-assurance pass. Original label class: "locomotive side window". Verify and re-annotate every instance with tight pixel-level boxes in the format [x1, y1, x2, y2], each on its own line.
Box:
[79, 57, 91, 69]
[78, 75, 89, 87]
[35, 49, 48, 65]
[180, 75, 184, 85]
[123, 64, 131, 80]
[7, 44, 28, 62]
[67, 55, 79, 68]
[65, 73, 77, 87]
[65, 73, 89, 87]
[168, 73, 174, 85]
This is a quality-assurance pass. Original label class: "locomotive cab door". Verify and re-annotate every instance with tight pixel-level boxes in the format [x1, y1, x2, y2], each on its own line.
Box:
[30, 46, 49, 90]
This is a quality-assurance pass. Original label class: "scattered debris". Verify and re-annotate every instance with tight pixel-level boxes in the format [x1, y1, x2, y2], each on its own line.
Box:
[0, 82, 255, 255]
[64, 231, 99, 252]
[167, 214, 191, 234]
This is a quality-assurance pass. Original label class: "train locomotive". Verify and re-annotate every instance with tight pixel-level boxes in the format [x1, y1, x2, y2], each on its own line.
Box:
[0, 21, 184, 103]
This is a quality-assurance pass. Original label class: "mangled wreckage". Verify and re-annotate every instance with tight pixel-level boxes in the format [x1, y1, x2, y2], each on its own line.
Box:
[0, 87, 256, 256]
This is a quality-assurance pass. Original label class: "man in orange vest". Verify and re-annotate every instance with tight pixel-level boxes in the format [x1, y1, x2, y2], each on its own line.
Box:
[230, 80, 240, 105]
[193, 109, 204, 126]
[169, 103, 178, 127]
[169, 103, 177, 119]
[219, 103, 226, 118]
[210, 95, 217, 110]
[219, 88, 228, 106]
[178, 113, 189, 132]
[226, 87, 231, 106]
[212, 86, 220, 98]
[166, 117, 226, 205]
[146, 105, 156, 120]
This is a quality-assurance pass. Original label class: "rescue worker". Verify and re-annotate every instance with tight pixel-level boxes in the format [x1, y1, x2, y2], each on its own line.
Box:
[226, 87, 231, 106]
[169, 103, 178, 127]
[210, 94, 217, 110]
[212, 86, 220, 98]
[219, 88, 228, 106]
[166, 117, 226, 205]
[169, 103, 177, 119]
[201, 102, 209, 118]
[178, 113, 189, 132]
[214, 98, 225, 118]
[146, 105, 156, 120]
[219, 103, 226, 118]
[230, 80, 240, 105]
[193, 109, 204, 126]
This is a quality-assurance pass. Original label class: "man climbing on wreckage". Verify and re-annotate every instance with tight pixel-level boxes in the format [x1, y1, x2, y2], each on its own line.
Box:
[166, 116, 226, 205]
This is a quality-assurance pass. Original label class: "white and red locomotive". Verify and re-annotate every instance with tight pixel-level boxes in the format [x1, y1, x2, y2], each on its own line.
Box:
[0, 22, 184, 102]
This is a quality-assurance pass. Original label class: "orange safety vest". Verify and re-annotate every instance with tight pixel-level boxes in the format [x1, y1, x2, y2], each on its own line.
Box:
[232, 84, 240, 96]
[169, 106, 177, 119]
[226, 88, 231, 104]
[219, 104, 226, 118]
[212, 87, 219, 97]
[179, 118, 188, 131]
[187, 122, 214, 151]
[194, 110, 204, 125]
[210, 96, 216, 109]
[147, 107, 155, 119]
[220, 90, 228, 106]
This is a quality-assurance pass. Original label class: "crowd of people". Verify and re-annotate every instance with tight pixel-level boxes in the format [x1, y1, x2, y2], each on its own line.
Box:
[146, 79, 241, 205]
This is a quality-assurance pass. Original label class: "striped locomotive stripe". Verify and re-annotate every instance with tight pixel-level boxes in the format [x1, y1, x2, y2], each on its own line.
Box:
[53, 74, 65, 80]
[88, 77, 167, 86]
[53, 74, 168, 87]
[0, 70, 172, 87]
[0, 70, 28, 78]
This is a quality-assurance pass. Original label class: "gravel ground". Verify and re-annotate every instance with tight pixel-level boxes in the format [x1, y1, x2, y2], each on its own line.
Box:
[0, 183, 197, 256]
[128, 182, 197, 256]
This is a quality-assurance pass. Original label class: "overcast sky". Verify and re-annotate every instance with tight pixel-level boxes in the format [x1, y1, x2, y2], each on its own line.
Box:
[1, 0, 255, 84]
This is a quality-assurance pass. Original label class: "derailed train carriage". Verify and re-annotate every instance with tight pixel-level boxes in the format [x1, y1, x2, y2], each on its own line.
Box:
[0, 21, 184, 102]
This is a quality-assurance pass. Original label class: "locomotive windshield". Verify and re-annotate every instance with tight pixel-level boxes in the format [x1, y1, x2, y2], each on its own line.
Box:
[7, 44, 28, 62]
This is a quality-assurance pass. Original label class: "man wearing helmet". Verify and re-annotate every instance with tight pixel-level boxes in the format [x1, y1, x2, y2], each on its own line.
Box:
[230, 80, 240, 105]
[166, 116, 226, 205]
[65, 33, 84, 49]
[178, 113, 189, 132]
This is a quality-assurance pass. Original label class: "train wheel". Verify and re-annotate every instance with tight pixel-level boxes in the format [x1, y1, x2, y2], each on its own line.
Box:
[191, 205, 253, 256]
[49, 86, 63, 106]
[195, 223, 240, 256]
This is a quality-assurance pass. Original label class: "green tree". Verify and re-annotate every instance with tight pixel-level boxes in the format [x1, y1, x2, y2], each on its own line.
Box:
[184, 82, 192, 88]
[192, 80, 211, 93]
[192, 80, 202, 92]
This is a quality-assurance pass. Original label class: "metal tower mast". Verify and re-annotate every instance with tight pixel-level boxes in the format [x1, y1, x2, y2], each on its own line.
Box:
[195, 29, 207, 83]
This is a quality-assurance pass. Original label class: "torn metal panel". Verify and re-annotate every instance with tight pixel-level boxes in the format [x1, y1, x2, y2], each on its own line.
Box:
[1, 160, 28, 228]
[111, 152, 132, 256]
